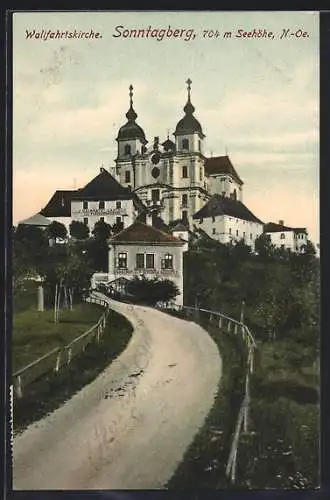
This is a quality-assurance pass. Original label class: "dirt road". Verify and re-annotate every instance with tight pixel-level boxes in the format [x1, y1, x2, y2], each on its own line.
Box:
[13, 298, 222, 490]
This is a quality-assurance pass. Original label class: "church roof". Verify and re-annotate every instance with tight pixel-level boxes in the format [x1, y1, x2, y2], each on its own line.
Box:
[18, 213, 52, 227]
[264, 222, 307, 233]
[174, 79, 205, 138]
[109, 221, 184, 245]
[193, 194, 263, 224]
[117, 121, 147, 143]
[71, 169, 132, 201]
[117, 84, 147, 144]
[40, 190, 74, 217]
[205, 156, 244, 186]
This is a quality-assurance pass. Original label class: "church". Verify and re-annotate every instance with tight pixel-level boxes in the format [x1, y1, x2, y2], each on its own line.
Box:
[38, 79, 307, 254]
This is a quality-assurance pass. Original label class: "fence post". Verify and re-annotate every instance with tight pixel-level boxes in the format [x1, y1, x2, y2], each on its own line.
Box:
[218, 316, 222, 329]
[243, 374, 250, 433]
[67, 347, 72, 365]
[227, 320, 231, 333]
[54, 350, 62, 372]
[15, 376, 23, 399]
[234, 323, 238, 335]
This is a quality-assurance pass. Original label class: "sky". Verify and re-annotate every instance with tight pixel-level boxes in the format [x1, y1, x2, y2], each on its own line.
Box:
[12, 11, 319, 244]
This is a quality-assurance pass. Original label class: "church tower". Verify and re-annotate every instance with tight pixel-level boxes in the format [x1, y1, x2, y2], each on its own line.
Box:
[116, 85, 148, 189]
[170, 79, 209, 226]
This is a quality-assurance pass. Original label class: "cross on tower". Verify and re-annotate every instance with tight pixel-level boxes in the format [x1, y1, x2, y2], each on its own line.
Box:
[129, 84, 133, 104]
[186, 78, 192, 99]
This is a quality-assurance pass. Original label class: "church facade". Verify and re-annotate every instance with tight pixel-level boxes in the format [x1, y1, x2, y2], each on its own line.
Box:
[38, 80, 308, 255]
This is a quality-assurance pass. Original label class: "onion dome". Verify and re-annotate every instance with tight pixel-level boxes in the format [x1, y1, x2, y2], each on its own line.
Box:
[174, 79, 205, 138]
[117, 85, 147, 144]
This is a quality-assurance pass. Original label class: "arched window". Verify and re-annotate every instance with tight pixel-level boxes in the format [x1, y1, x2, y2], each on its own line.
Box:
[124, 144, 131, 156]
[182, 138, 189, 150]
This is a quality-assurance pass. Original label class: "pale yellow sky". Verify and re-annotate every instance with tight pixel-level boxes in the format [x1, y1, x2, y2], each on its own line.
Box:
[12, 11, 319, 244]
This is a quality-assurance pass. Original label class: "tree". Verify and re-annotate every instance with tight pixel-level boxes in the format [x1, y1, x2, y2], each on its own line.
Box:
[112, 220, 124, 235]
[69, 220, 90, 240]
[125, 276, 180, 306]
[46, 221, 67, 242]
[255, 233, 276, 260]
[92, 219, 112, 240]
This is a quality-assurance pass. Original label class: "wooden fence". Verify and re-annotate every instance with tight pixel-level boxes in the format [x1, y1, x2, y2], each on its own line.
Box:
[161, 303, 256, 485]
[12, 296, 110, 399]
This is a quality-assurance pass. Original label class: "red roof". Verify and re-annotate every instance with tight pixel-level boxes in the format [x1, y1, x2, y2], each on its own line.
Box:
[109, 221, 185, 245]
[205, 155, 243, 185]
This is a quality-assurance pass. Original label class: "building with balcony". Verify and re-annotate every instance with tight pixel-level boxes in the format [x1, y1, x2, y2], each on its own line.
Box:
[107, 220, 187, 305]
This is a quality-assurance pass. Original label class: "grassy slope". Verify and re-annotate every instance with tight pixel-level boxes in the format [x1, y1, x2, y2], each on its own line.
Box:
[167, 316, 319, 489]
[13, 286, 104, 372]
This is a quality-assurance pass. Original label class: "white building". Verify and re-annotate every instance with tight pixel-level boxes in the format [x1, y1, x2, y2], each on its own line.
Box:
[107, 220, 187, 305]
[114, 81, 212, 228]
[37, 80, 309, 257]
[264, 221, 308, 253]
[41, 168, 137, 234]
[192, 194, 264, 250]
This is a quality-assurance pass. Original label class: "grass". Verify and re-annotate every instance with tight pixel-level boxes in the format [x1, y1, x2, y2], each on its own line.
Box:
[166, 312, 320, 489]
[14, 308, 133, 434]
[13, 303, 104, 372]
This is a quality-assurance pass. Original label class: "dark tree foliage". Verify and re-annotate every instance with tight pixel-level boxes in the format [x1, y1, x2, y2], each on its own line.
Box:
[184, 237, 319, 346]
[69, 220, 90, 240]
[125, 276, 180, 306]
[46, 221, 67, 241]
[92, 220, 112, 240]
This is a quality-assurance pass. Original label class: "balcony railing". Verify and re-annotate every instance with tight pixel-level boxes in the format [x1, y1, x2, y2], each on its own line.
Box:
[114, 268, 178, 277]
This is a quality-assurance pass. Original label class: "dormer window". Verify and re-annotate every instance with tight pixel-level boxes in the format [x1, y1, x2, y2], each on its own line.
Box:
[280, 233, 285, 239]
[182, 138, 189, 150]
[124, 144, 131, 156]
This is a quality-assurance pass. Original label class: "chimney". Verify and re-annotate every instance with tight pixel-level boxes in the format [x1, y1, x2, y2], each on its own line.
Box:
[279, 220, 284, 226]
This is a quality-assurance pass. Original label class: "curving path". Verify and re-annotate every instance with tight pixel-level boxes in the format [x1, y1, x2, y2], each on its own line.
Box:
[13, 296, 222, 490]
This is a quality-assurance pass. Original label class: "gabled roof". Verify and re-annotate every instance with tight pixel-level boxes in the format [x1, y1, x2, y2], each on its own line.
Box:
[40, 190, 74, 217]
[205, 155, 244, 186]
[264, 222, 307, 234]
[71, 169, 132, 201]
[193, 194, 263, 224]
[18, 213, 52, 226]
[109, 221, 184, 245]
